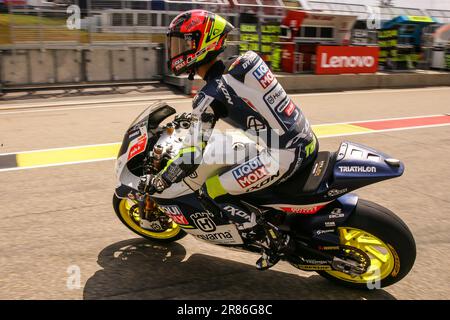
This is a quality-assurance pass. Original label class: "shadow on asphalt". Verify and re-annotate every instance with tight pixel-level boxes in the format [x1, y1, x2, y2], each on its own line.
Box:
[83, 238, 396, 300]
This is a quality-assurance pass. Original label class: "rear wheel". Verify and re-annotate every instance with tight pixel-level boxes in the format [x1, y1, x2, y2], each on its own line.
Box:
[113, 194, 186, 243]
[318, 199, 416, 289]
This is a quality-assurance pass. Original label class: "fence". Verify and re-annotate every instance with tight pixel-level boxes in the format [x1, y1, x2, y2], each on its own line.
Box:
[0, 0, 297, 86]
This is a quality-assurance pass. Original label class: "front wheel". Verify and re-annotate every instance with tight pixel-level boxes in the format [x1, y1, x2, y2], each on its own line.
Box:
[113, 194, 186, 243]
[318, 199, 416, 289]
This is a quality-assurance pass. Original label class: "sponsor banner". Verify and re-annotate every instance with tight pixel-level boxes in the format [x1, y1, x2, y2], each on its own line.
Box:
[316, 46, 379, 75]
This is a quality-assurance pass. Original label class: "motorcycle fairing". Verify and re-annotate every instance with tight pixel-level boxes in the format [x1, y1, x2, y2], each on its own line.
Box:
[239, 141, 404, 206]
[115, 103, 176, 199]
[155, 193, 244, 245]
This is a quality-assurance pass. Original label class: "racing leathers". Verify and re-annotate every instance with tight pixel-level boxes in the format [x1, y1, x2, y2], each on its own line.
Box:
[153, 50, 318, 211]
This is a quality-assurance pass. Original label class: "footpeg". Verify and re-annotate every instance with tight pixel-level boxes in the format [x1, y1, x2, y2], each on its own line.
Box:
[256, 251, 281, 271]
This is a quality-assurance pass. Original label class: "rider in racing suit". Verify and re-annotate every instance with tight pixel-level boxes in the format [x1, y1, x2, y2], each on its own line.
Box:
[147, 10, 318, 270]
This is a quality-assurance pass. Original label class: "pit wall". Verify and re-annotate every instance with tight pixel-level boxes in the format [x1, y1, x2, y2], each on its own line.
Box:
[0, 44, 164, 86]
[169, 71, 450, 95]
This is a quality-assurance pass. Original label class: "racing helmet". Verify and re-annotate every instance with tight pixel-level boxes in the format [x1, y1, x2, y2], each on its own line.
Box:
[167, 10, 234, 76]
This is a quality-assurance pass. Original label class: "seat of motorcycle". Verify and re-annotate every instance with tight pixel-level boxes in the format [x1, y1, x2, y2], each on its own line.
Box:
[275, 151, 335, 196]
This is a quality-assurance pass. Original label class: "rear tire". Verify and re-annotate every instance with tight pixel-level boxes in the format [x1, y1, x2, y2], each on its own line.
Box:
[318, 199, 416, 289]
[113, 194, 187, 243]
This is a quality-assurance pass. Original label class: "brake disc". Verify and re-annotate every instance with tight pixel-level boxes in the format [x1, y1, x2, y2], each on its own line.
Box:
[330, 245, 371, 276]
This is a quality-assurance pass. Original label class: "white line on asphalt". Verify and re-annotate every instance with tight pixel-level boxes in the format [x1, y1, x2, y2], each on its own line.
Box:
[0, 99, 190, 116]
[289, 86, 450, 97]
[1, 87, 449, 115]
[0, 142, 120, 156]
[0, 157, 117, 173]
[1, 116, 449, 172]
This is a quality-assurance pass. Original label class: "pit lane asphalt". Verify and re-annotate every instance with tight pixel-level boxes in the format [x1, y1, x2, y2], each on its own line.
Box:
[0, 87, 449, 299]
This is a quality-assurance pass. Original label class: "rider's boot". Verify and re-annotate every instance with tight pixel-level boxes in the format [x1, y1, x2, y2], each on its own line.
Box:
[255, 228, 293, 271]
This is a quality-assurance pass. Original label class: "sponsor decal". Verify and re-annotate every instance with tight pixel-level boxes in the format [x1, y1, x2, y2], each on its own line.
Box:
[216, 80, 233, 105]
[252, 62, 275, 88]
[388, 244, 401, 277]
[325, 221, 336, 227]
[285, 128, 310, 149]
[246, 116, 266, 131]
[283, 101, 296, 117]
[267, 96, 301, 132]
[228, 56, 242, 71]
[294, 264, 332, 271]
[223, 205, 249, 221]
[196, 232, 233, 241]
[246, 171, 279, 193]
[187, 41, 218, 64]
[264, 83, 287, 107]
[318, 246, 340, 251]
[165, 165, 183, 182]
[171, 56, 185, 70]
[303, 259, 329, 265]
[191, 212, 216, 232]
[338, 166, 377, 173]
[128, 129, 140, 139]
[336, 143, 348, 161]
[140, 219, 163, 231]
[312, 160, 325, 177]
[281, 205, 325, 214]
[242, 51, 258, 69]
[188, 171, 198, 179]
[159, 205, 189, 225]
[127, 133, 147, 161]
[187, 224, 243, 244]
[242, 97, 257, 111]
[316, 46, 379, 75]
[329, 208, 345, 219]
[232, 157, 269, 188]
[316, 229, 335, 236]
[327, 188, 348, 197]
[192, 92, 206, 108]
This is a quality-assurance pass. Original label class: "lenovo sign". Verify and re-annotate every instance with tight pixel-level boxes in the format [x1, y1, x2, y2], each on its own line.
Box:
[316, 46, 379, 75]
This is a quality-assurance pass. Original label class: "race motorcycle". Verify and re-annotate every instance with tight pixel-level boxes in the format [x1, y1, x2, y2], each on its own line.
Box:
[113, 102, 416, 289]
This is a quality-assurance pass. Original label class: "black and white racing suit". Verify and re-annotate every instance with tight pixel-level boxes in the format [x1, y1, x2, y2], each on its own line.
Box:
[158, 51, 318, 214]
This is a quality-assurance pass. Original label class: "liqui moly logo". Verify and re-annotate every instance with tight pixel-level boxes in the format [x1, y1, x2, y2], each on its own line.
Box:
[232, 157, 269, 188]
[316, 46, 379, 75]
[253, 62, 275, 89]
[159, 205, 189, 225]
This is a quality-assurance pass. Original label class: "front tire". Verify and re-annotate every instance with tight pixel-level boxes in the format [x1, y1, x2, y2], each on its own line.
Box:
[318, 199, 416, 289]
[113, 194, 186, 243]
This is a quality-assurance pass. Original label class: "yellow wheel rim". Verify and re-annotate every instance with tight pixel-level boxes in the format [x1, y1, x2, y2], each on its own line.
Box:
[326, 227, 397, 283]
[118, 198, 181, 240]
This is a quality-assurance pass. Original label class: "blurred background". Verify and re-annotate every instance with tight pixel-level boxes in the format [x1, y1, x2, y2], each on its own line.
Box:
[0, 0, 450, 93]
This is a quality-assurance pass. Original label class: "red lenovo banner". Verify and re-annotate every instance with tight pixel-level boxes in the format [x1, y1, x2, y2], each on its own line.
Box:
[316, 46, 379, 75]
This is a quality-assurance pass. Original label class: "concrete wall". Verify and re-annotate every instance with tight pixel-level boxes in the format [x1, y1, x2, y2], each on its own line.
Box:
[1, 50, 29, 85]
[55, 50, 82, 83]
[29, 50, 55, 84]
[85, 49, 112, 82]
[165, 71, 450, 96]
[0, 45, 163, 86]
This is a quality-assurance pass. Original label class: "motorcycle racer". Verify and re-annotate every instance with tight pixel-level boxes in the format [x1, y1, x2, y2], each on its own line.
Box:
[146, 10, 319, 270]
